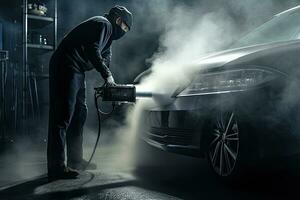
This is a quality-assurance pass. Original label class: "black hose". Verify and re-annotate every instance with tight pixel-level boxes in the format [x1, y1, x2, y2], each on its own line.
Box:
[84, 90, 115, 170]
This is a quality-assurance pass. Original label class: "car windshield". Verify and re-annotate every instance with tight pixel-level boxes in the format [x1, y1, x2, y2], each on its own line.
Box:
[232, 9, 300, 48]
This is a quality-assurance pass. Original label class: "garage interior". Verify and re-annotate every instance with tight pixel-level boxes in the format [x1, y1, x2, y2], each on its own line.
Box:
[1, 0, 300, 199]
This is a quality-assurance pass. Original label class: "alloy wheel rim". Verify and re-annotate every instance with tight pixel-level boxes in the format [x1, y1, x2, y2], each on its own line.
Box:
[209, 112, 239, 176]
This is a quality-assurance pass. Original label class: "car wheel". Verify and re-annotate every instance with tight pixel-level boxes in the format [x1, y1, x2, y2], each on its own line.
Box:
[207, 110, 242, 178]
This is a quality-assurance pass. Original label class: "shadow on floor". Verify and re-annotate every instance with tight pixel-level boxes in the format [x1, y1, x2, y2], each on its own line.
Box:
[0, 173, 138, 200]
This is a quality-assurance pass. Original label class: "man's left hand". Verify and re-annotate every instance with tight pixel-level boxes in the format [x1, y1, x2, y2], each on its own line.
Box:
[105, 75, 117, 87]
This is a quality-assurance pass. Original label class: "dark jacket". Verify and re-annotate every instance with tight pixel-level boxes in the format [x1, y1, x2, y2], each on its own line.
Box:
[54, 16, 113, 79]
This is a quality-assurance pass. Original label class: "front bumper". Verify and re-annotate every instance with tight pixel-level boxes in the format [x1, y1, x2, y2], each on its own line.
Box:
[139, 84, 300, 159]
[142, 126, 201, 157]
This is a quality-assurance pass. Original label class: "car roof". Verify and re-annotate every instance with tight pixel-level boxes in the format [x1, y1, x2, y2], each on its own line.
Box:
[275, 5, 300, 17]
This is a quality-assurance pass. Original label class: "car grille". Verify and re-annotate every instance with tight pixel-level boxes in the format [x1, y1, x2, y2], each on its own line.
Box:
[146, 127, 195, 146]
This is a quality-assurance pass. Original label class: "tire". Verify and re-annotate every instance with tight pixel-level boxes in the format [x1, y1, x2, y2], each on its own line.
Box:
[205, 109, 246, 180]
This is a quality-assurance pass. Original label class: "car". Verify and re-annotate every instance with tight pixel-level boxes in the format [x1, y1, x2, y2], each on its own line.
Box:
[133, 5, 300, 178]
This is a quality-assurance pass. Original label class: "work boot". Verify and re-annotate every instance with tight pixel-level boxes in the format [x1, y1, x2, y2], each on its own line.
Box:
[68, 159, 97, 171]
[48, 166, 79, 182]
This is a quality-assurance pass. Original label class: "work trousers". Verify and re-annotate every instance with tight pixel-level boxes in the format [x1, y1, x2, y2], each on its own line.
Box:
[47, 56, 87, 174]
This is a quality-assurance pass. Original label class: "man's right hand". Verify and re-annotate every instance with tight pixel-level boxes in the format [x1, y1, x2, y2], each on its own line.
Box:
[105, 75, 117, 87]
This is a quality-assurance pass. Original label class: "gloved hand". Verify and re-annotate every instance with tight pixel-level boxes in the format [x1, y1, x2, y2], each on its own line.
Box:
[105, 75, 117, 87]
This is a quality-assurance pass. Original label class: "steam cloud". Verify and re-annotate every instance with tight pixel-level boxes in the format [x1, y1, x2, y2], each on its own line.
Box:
[119, 2, 242, 169]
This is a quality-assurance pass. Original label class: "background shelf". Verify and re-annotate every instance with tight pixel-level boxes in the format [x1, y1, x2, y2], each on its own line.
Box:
[28, 14, 54, 28]
[27, 43, 54, 50]
[28, 14, 54, 22]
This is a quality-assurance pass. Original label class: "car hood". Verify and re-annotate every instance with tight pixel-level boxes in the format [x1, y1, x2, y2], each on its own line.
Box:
[135, 40, 300, 84]
[190, 40, 300, 74]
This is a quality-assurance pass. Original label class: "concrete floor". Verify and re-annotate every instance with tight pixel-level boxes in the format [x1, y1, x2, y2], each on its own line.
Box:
[0, 137, 300, 200]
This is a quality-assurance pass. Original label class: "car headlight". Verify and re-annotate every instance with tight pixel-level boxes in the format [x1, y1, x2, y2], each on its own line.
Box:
[177, 69, 279, 97]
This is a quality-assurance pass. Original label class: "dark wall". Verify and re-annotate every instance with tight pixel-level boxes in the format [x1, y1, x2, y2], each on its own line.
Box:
[0, 23, 3, 49]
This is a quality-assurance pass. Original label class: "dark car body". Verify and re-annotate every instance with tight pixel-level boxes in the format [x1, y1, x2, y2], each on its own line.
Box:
[134, 6, 300, 176]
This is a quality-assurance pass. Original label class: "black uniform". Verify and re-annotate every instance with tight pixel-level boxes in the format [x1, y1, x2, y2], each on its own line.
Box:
[47, 16, 113, 174]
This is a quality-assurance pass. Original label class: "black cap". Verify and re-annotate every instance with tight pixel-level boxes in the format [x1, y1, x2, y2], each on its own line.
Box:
[109, 5, 133, 30]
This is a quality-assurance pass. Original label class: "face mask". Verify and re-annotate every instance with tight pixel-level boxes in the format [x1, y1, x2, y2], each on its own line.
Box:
[112, 24, 126, 40]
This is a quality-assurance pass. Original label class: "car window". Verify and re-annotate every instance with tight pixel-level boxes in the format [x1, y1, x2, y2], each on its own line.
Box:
[232, 10, 300, 48]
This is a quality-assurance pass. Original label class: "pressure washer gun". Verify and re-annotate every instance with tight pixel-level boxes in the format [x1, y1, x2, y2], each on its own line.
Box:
[95, 84, 153, 102]
[95, 84, 137, 103]
[85, 84, 152, 169]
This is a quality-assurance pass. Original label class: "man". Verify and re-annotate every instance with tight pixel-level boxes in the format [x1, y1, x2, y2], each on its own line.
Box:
[47, 5, 132, 181]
